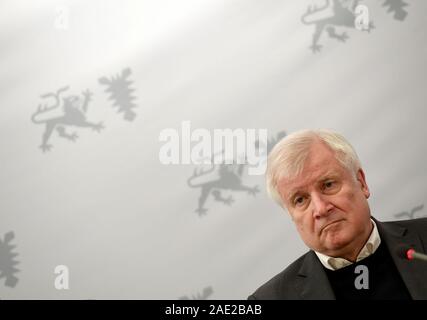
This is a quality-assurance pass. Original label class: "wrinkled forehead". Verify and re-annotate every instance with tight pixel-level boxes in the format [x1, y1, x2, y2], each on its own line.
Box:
[277, 141, 340, 183]
[280, 168, 337, 192]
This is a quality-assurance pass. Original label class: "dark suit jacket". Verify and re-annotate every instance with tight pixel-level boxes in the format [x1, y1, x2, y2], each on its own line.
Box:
[248, 217, 427, 300]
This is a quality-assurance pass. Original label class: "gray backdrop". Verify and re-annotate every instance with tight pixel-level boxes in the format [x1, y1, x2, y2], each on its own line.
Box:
[1, 0, 426, 299]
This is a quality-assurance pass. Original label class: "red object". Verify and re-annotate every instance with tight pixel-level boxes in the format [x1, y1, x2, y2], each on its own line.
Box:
[407, 248, 415, 260]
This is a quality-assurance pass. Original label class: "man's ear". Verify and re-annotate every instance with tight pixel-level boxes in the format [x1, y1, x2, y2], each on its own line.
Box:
[356, 168, 370, 199]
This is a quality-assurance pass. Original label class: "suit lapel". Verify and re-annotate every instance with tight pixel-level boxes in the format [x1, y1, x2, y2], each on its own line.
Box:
[292, 218, 427, 299]
[376, 219, 427, 299]
[295, 251, 335, 300]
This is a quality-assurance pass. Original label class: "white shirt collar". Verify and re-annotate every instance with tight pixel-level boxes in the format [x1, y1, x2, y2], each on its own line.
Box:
[314, 218, 381, 271]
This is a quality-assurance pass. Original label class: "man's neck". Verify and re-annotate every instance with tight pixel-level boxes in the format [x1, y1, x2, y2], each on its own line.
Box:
[336, 221, 374, 262]
[315, 219, 380, 270]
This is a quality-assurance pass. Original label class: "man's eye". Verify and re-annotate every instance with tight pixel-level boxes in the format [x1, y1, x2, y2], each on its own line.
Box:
[323, 180, 339, 192]
[325, 181, 334, 188]
[294, 196, 305, 206]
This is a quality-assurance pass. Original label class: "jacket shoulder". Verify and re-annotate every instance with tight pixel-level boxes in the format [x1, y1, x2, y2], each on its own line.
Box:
[248, 252, 310, 300]
[384, 217, 427, 235]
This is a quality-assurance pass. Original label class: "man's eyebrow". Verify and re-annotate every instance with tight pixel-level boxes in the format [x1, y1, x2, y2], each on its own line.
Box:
[319, 172, 339, 181]
[286, 172, 339, 201]
[287, 189, 303, 203]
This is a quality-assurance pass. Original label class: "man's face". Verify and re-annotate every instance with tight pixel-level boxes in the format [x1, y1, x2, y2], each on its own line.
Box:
[278, 141, 372, 259]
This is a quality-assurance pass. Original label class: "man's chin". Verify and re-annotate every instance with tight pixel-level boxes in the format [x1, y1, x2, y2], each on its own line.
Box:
[323, 234, 353, 253]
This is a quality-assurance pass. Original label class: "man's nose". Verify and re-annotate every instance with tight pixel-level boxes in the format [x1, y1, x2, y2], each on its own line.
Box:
[311, 192, 333, 219]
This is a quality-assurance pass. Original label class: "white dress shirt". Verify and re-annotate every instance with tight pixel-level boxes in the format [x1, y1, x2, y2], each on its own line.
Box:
[315, 218, 381, 271]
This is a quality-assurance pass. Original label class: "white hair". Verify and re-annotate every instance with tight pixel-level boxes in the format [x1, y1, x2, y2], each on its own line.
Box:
[266, 129, 362, 207]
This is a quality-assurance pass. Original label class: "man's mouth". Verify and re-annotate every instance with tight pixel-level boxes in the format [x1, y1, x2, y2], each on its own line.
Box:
[320, 219, 345, 233]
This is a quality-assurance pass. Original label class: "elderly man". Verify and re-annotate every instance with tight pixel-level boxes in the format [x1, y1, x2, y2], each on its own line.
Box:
[249, 129, 427, 300]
